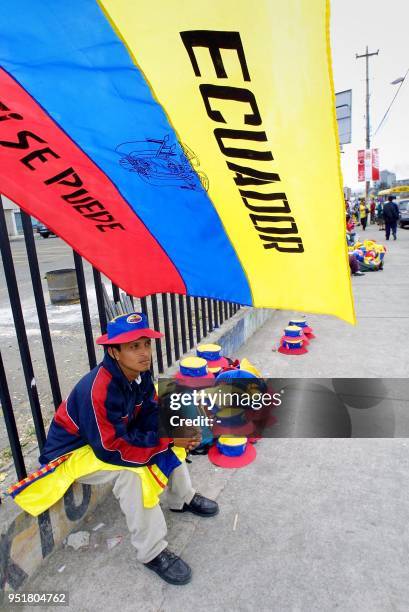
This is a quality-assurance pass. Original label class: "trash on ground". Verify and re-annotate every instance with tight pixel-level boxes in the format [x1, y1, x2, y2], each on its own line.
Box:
[107, 536, 122, 550]
[92, 522, 105, 531]
[65, 531, 90, 550]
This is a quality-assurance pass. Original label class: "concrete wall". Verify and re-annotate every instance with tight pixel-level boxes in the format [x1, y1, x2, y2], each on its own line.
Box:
[217, 307, 272, 358]
[1, 195, 19, 236]
[0, 306, 273, 598]
[4, 209, 18, 237]
[166, 306, 272, 376]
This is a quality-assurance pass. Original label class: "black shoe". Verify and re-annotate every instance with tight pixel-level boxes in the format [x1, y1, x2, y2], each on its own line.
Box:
[170, 493, 219, 517]
[190, 443, 212, 456]
[393, 236, 397, 240]
[353, 271, 365, 276]
[144, 548, 192, 585]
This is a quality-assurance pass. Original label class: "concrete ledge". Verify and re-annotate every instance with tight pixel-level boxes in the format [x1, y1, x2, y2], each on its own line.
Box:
[0, 306, 273, 599]
[0, 481, 111, 602]
[216, 306, 272, 358]
[166, 306, 273, 375]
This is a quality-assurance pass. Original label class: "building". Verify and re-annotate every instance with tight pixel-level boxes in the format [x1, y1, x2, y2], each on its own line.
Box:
[393, 178, 409, 187]
[0, 195, 40, 237]
[1, 195, 22, 237]
[379, 170, 396, 188]
[343, 186, 352, 200]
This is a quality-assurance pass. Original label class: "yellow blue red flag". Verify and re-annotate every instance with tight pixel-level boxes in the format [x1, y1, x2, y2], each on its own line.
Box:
[0, 0, 355, 322]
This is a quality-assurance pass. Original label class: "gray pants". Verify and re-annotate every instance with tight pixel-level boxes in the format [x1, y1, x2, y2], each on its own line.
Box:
[78, 462, 195, 563]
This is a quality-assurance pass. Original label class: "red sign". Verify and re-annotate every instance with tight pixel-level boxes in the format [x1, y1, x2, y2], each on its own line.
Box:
[358, 149, 379, 182]
[372, 148, 380, 181]
[358, 150, 365, 182]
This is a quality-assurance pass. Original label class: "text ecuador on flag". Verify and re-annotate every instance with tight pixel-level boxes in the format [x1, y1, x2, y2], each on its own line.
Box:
[0, 0, 355, 322]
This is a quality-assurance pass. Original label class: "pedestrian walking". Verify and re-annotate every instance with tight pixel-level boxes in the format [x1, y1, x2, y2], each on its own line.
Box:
[383, 195, 400, 240]
[370, 199, 376, 224]
[377, 201, 384, 230]
[360, 198, 369, 231]
[353, 200, 360, 225]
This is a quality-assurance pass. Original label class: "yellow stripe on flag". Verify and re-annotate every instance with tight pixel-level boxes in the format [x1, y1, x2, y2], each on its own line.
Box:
[99, 0, 355, 323]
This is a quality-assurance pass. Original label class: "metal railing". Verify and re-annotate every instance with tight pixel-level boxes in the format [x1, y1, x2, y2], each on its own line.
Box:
[0, 195, 241, 480]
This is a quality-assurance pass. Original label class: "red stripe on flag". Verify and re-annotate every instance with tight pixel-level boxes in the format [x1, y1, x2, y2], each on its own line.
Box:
[0, 69, 185, 296]
[91, 367, 171, 465]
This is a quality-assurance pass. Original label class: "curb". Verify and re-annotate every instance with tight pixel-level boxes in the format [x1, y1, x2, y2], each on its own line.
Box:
[0, 482, 112, 600]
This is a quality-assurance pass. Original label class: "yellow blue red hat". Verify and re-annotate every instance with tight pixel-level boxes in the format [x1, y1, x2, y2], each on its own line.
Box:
[213, 367, 259, 436]
[196, 343, 229, 373]
[288, 317, 315, 339]
[278, 336, 308, 355]
[212, 404, 255, 436]
[288, 318, 313, 334]
[216, 369, 257, 382]
[239, 358, 262, 377]
[174, 356, 214, 387]
[215, 407, 247, 427]
[96, 312, 163, 345]
[282, 324, 309, 346]
[284, 325, 303, 338]
[208, 436, 256, 468]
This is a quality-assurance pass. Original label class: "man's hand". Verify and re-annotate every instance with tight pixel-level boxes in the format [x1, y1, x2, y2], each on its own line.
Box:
[187, 433, 202, 451]
[173, 433, 201, 450]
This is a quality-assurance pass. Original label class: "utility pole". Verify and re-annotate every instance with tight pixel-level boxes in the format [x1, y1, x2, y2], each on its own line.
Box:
[356, 46, 379, 201]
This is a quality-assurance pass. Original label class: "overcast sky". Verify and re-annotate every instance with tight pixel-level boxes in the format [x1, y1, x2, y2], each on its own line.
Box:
[331, 0, 409, 189]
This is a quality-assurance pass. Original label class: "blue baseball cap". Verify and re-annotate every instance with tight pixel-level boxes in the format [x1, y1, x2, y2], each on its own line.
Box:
[96, 312, 163, 345]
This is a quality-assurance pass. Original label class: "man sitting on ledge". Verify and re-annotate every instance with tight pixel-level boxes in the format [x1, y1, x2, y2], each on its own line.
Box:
[36, 313, 219, 585]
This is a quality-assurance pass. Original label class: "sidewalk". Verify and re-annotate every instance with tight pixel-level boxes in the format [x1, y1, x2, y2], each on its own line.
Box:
[17, 439, 409, 612]
[237, 226, 409, 377]
[11, 226, 409, 612]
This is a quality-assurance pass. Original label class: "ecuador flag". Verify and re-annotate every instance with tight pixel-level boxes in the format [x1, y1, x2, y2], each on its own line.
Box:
[0, 0, 355, 322]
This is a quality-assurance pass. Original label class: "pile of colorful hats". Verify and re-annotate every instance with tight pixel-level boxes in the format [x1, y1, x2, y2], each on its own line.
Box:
[174, 343, 237, 386]
[348, 239, 386, 271]
[173, 346, 276, 469]
[278, 317, 314, 356]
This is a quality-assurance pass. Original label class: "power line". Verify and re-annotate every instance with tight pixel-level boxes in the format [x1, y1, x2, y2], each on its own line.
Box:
[373, 68, 409, 137]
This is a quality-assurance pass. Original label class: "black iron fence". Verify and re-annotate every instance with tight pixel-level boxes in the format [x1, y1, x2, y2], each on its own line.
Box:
[0, 195, 241, 481]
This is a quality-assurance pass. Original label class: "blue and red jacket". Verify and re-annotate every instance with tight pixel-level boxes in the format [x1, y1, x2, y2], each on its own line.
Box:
[39, 353, 179, 472]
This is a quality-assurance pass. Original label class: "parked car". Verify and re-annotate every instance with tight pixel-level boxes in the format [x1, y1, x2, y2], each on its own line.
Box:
[37, 224, 56, 238]
[398, 199, 409, 228]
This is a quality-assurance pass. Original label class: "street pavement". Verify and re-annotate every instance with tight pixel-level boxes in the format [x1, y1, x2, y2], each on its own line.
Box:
[17, 439, 409, 612]
[11, 223, 409, 612]
[0, 236, 103, 460]
[0, 235, 80, 306]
